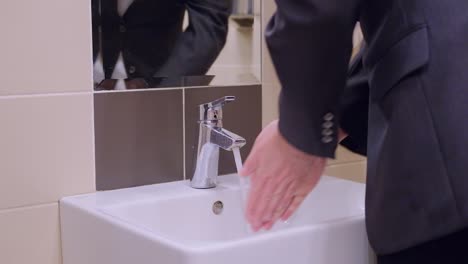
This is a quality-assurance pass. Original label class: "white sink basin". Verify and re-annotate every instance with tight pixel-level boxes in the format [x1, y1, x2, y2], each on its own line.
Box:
[60, 175, 372, 264]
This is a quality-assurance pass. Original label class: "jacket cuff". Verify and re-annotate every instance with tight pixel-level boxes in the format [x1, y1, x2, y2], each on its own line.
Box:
[278, 95, 338, 159]
[340, 136, 367, 156]
[339, 111, 368, 156]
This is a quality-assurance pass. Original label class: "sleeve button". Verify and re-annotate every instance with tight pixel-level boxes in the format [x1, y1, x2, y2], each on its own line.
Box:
[322, 129, 334, 136]
[324, 113, 334, 121]
[322, 121, 333, 129]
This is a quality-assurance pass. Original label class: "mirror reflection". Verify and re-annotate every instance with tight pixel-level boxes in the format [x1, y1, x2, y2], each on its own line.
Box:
[92, 0, 261, 90]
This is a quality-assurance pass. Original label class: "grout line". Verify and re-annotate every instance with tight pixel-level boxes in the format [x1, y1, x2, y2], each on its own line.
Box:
[94, 86, 184, 94]
[0, 202, 59, 214]
[326, 160, 367, 168]
[0, 91, 92, 100]
[93, 85, 241, 94]
[57, 210, 65, 263]
[90, 92, 98, 191]
[260, 0, 264, 84]
[182, 88, 186, 181]
[93, 83, 262, 95]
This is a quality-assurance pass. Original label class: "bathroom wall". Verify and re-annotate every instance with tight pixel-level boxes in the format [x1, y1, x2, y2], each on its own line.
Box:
[0, 1, 366, 264]
[0, 1, 96, 263]
[261, 1, 367, 183]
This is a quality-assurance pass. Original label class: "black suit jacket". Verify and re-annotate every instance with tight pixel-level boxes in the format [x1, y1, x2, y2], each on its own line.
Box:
[340, 44, 369, 157]
[266, 0, 468, 255]
[92, 0, 231, 81]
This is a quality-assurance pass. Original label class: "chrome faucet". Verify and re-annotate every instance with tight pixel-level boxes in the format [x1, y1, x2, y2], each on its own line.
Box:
[191, 96, 246, 189]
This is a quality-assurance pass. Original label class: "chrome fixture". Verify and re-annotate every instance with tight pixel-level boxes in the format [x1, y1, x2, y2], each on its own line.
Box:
[232, 0, 254, 16]
[191, 96, 246, 189]
[231, 0, 255, 28]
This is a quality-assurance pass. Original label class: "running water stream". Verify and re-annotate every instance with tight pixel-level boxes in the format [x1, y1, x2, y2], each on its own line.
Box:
[232, 148, 253, 233]
[232, 148, 250, 207]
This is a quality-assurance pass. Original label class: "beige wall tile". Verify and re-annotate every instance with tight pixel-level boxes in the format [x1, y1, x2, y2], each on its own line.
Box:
[0, 0, 92, 95]
[325, 161, 367, 183]
[262, 83, 280, 127]
[261, 41, 280, 89]
[261, 1, 280, 87]
[262, 1, 281, 127]
[0, 203, 61, 264]
[262, 0, 277, 21]
[0, 93, 95, 209]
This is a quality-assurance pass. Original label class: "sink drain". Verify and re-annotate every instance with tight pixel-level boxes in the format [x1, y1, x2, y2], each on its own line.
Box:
[212, 201, 224, 215]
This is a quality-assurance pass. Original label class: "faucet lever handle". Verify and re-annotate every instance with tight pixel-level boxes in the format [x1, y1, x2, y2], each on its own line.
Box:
[199, 96, 236, 122]
[203, 96, 236, 109]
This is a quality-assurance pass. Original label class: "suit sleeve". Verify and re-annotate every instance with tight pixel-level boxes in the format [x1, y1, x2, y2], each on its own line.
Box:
[266, 0, 361, 158]
[153, 0, 232, 77]
[339, 44, 369, 156]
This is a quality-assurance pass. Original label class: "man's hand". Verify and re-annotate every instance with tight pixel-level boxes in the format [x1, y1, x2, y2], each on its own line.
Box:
[240, 120, 327, 231]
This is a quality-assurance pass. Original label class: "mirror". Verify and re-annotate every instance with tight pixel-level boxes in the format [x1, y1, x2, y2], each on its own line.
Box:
[92, 0, 261, 91]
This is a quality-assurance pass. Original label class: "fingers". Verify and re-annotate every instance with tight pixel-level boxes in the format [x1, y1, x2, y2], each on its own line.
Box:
[258, 179, 294, 230]
[277, 172, 321, 222]
[281, 194, 307, 221]
[245, 173, 269, 230]
[260, 196, 295, 231]
[263, 181, 297, 229]
[261, 198, 289, 230]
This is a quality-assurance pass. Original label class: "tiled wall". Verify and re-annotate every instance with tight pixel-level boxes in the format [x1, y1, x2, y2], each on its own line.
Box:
[0, 0, 262, 261]
[0, 1, 96, 263]
[94, 90, 184, 190]
[94, 85, 262, 191]
[261, 1, 367, 183]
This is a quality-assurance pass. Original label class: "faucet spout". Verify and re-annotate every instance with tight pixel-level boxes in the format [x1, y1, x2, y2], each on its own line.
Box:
[210, 127, 246, 151]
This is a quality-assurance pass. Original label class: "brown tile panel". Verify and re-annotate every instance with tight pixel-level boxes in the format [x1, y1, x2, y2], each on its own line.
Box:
[94, 90, 184, 190]
[185, 85, 262, 178]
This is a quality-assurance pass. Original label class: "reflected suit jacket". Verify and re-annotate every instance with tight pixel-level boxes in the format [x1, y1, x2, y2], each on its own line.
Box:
[266, 0, 468, 254]
[92, 0, 232, 80]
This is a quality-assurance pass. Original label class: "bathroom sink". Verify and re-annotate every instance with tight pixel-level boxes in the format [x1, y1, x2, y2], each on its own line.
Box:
[60, 175, 372, 264]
